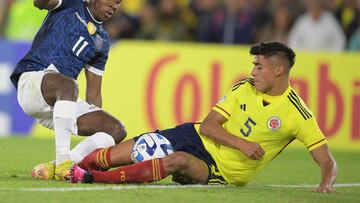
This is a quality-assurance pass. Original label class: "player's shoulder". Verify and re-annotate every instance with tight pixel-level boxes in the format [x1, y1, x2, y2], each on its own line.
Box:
[231, 77, 255, 92]
[285, 88, 314, 121]
[55, 0, 85, 11]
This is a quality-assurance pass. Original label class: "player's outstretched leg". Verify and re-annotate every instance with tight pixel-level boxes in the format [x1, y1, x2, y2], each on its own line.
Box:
[70, 152, 211, 184]
[70, 158, 167, 184]
[79, 138, 134, 171]
[78, 148, 110, 171]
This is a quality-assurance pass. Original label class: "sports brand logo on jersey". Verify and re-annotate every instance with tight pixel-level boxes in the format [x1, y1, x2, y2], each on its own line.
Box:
[95, 34, 103, 51]
[240, 104, 246, 111]
[218, 96, 227, 103]
[267, 116, 281, 131]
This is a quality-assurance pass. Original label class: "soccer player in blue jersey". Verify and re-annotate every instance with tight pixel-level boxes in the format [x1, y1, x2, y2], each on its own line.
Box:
[69, 42, 338, 193]
[9, 0, 126, 180]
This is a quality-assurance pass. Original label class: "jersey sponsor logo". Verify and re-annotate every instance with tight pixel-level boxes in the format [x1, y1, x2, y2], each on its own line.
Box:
[267, 116, 281, 131]
[87, 22, 97, 35]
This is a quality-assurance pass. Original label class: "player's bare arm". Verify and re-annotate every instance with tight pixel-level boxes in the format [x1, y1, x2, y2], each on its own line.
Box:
[310, 144, 338, 193]
[33, 0, 59, 10]
[200, 110, 265, 160]
[85, 69, 102, 108]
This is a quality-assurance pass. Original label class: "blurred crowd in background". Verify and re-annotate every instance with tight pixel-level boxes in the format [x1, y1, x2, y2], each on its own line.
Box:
[0, 0, 360, 51]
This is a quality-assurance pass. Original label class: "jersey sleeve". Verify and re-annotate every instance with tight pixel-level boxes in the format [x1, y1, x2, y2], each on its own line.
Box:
[85, 49, 109, 76]
[212, 85, 237, 119]
[295, 116, 327, 151]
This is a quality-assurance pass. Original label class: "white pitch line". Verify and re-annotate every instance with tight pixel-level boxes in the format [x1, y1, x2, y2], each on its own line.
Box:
[0, 184, 226, 192]
[268, 183, 360, 188]
[0, 183, 359, 192]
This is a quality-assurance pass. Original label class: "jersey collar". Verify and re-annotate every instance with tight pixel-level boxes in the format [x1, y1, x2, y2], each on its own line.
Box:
[86, 7, 103, 25]
[262, 85, 292, 103]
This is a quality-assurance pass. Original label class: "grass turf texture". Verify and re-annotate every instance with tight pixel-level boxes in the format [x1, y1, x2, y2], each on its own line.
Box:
[0, 136, 359, 203]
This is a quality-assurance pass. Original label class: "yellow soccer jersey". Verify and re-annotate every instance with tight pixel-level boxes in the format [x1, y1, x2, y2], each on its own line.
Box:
[196, 78, 326, 186]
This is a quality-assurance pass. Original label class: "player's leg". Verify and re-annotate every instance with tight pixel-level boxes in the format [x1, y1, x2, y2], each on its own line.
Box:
[41, 72, 79, 180]
[70, 151, 209, 184]
[18, 70, 77, 180]
[78, 136, 134, 170]
[32, 100, 127, 179]
[163, 151, 209, 184]
[76, 109, 127, 144]
[70, 123, 213, 184]
[69, 107, 127, 165]
[41, 72, 78, 167]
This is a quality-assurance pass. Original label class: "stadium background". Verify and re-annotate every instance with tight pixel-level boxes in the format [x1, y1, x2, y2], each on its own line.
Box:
[1, 39, 359, 151]
[0, 0, 360, 202]
[0, 0, 359, 154]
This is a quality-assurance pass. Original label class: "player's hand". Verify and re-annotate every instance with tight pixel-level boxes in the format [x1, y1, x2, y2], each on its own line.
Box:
[238, 140, 265, 160]
[313, 185, 334, 193]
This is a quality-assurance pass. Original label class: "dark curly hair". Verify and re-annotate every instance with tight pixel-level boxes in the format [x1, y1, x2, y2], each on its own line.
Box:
[250, 42, 296, 68]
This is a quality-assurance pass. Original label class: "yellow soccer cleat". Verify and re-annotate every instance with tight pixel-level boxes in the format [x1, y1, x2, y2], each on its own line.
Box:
[31, 161, 55, 180]
[54, 160, 75, 181]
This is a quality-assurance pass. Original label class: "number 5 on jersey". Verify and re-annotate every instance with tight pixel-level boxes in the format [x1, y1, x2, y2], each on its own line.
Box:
[240, 117, 256, 137]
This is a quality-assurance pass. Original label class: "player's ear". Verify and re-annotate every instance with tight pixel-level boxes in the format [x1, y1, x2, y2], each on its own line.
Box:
[275, 64, 285, 77]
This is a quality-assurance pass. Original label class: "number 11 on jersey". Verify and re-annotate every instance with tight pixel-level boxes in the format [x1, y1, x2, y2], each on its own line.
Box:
[72, 36, 88, 57]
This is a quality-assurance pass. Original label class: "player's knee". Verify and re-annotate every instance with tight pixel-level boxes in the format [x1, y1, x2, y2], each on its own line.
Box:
[167, 152, 191, 171]
[109, 120, 127, 144]
[57, 78, 79, 101]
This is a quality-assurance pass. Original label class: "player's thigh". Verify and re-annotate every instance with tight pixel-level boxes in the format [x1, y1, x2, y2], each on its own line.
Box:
[17, 71, 52, 118]
[41, 72, 79, 105]
[163, 151, 209, 184]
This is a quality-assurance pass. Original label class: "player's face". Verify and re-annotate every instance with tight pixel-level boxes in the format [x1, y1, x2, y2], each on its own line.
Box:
[88, 0, 121, 21]
[251, 55, 279, 95]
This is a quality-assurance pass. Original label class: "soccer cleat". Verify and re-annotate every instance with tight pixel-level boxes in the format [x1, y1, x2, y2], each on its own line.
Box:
[31, 161, 55, 180]
[69, 164, 93, 183]
[54, 160, 75, 181]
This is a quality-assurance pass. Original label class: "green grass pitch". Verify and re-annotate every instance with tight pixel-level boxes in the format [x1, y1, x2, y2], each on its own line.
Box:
[0, 136, 359, 203]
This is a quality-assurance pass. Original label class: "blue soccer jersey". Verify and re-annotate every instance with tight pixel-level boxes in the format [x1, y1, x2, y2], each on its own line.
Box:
[10, 0, 110, 88]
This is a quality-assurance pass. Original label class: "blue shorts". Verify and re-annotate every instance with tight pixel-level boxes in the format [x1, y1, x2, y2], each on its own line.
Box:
[133, 122, 227, 185]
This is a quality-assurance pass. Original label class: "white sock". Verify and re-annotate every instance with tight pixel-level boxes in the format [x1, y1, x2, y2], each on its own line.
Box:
[53, 100, 77, 165]
[70, 132, 115, 164]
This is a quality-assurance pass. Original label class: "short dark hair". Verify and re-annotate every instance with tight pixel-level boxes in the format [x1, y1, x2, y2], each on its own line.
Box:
[250, 42, 296, 68]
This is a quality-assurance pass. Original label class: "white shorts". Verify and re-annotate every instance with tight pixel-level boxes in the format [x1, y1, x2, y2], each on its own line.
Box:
[17, 68, 101, 135]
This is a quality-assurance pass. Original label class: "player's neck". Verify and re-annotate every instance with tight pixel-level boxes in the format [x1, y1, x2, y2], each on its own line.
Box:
[86, 4, 103, 24]
[265, 79, 289, 96]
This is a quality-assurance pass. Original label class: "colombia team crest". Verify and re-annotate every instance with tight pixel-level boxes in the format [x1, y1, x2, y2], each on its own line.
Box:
[267, 116, 281, 131]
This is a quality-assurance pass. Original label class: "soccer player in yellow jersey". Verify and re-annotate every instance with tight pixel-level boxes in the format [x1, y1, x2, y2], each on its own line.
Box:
[69, 42, 338, 193]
